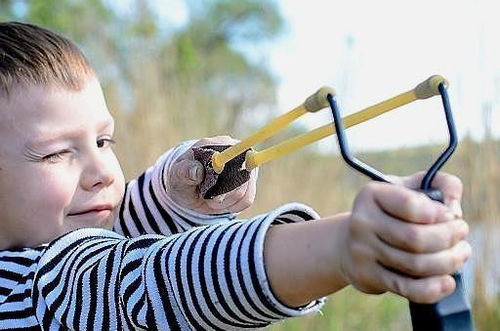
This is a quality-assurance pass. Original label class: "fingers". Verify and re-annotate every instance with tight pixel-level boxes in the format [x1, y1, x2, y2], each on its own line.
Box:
[427, 172, 463, 216]
[368, 182, 457, 224]
[375, 212, 469, 253]
[393, 171, 463, 217]
[345, 238, 460, 303]
[171, 159, 205, 186]
[375, 239, 471, 277]
[376, 268, 457, 304]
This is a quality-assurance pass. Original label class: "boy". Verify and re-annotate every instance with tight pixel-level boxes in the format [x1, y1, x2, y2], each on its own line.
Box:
[0, 22, 470, 330]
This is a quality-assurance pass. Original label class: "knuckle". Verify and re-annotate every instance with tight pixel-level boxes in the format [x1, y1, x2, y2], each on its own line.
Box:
[196, 137, 210, 145]
[349, 241, 366, 260]
[407, 256, 426, 275]
[349, 214, 370, 238]
[399, 193, 420, 216]
[220, 135, 237, 144]
[172, 162, 186, 180]
[405, 226, 425, 253]
[443, 225, 457, 247]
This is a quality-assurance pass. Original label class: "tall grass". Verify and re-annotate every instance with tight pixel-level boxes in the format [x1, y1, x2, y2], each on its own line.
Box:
[107, 72, 499, 329]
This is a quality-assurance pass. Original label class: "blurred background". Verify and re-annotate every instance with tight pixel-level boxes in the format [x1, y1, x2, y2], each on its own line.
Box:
[2, 0, 498, 329]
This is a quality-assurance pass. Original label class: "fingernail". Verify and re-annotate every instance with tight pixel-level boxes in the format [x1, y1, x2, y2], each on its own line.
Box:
[441, 276, 454, 294]
[459, 241, 471, 257]
[458, 221, 469, 239]
[450, 199, 463, 218]
[189, 163, 202, 181]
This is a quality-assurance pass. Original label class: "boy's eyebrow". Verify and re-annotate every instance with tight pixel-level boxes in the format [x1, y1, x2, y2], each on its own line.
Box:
[25, 119, 114, 147]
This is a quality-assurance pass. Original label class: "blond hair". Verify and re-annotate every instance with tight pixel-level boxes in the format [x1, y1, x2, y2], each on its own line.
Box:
[0, 21, 94, 97]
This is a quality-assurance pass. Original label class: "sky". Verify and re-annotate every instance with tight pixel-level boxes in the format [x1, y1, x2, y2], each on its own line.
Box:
[266, 0, 500, 151]
[153, 0, 500, 151]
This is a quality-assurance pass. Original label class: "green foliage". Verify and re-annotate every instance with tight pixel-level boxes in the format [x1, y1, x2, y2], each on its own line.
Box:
[168, 0, 283, 132]
[175, 34, 199, 74]
[269, 288, 410, 331]
[0, 0, 22, 21]
[25, 0, 114, 41]
[185, 0, 282, 44]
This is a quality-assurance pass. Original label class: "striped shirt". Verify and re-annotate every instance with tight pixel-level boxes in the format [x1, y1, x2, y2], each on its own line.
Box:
[0, 141, 323, 330]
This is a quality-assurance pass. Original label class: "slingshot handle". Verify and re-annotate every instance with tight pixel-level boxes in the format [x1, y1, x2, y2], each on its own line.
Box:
[410, 271, 473, 331]
[409, 188, 474, 331]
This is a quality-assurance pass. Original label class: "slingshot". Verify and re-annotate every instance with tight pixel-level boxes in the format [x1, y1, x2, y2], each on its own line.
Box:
[211, 75, 449, 174]
[195, 75, 454, 199]
[328, 77, 474, 331]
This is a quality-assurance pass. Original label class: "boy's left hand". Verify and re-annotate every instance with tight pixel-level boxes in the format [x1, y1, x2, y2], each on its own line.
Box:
[167, 136, 257, 214]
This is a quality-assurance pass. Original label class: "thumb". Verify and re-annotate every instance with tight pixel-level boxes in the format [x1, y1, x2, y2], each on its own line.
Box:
[173, 159, 205, 186]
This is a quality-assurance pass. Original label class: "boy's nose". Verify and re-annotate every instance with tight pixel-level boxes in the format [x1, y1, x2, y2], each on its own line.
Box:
[81, 151, 115, 191]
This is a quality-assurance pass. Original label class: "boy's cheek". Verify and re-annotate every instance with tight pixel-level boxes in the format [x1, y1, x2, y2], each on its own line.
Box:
[12, 186, 71, 243]
[34, 182, 74, 220]
[31, 170, 78, 218]
[109, 153, 126, 195]
[112, 174, 126, 208]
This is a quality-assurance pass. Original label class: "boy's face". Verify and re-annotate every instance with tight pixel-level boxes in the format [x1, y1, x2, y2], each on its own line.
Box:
[0, 77, 125, 248]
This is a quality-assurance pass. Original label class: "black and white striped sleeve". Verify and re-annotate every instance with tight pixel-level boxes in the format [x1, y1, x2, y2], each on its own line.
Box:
[114, 140, 237, 238]
[33, 203, 325, 330]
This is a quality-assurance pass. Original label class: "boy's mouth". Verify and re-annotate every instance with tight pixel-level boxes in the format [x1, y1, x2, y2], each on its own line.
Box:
[68, 204, 114, 216]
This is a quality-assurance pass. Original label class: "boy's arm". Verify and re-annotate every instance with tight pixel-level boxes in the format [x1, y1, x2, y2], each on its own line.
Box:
[114, 137, 257, 237]
[33, 203, 323, 330]
[265, 172, 470, 307]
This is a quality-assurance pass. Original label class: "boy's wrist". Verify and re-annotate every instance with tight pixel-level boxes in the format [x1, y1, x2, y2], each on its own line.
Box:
[314, 213, 352, 294]
[331, 213, 354, 290]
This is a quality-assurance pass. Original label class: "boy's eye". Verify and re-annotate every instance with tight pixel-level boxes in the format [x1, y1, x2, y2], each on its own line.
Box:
[97, 137, 116, 148]
[42, 150, 70, 163]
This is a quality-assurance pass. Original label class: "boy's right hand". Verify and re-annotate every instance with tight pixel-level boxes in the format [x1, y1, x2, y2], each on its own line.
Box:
[339, 172, 471, 304]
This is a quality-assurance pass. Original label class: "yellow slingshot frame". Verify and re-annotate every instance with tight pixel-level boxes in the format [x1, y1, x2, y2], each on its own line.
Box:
[211, 75, 448, 174]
